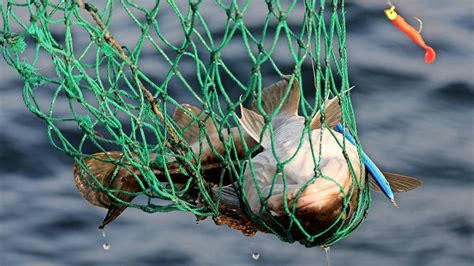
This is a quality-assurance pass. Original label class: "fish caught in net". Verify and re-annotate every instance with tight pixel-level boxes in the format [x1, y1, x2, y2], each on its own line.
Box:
[0, 0, 422, 247]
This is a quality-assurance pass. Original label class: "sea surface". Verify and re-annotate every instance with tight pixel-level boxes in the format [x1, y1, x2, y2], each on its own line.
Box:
[1, 1, 473, 265]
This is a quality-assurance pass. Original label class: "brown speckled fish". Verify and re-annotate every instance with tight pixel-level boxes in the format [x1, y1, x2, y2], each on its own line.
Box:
[73, 76, 422, 235]
[73, 103, 257, 229]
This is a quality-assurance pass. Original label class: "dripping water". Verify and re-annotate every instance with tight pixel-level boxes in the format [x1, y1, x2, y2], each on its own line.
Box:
[251, 252, 260, 260]
[324, 247, 331, 266]
[250, 239, 260, 261]
[102, 243, 111, 251]
[101, 229, 111, 251]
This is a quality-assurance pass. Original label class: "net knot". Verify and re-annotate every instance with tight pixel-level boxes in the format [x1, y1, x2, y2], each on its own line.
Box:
[297, 39, 306, 49]
[266, 2, 274, 12]
[145, 12, 155, 25]
[251, 65, 260, 75]
[210, 51, 220, 62]
[0, 33, 26, 53]
[78, 115, 95, 135]
[16, 63, 46, 87]
[190, 2, 199, 12]
[231, 9, 243, 21]
[276, 163, 284, 173]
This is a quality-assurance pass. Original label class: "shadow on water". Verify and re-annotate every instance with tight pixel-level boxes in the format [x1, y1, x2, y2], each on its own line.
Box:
[430, 82, 474, 105]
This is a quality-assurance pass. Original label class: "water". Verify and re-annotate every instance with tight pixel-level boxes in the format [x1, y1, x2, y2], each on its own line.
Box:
[251, 252, 260, 261]
[324, 247, 331, 266]
[101, 229, 110, 251]
[1, 1, 473, 265]
[102, 243, 111, 251]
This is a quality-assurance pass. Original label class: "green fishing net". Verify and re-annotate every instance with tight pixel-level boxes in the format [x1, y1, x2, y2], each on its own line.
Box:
[1, 0, 371, 247]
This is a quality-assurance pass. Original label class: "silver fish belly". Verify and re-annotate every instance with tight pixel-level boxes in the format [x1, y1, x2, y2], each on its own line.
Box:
[243, 117, 364, 224]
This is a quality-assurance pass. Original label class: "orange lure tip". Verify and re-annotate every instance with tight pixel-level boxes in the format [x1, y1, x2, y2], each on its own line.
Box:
[424, 46, 436, 64]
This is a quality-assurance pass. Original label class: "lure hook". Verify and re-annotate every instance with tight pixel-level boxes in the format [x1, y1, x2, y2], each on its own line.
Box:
[387, 0, 394, 8]
[414, 16, 423, 33]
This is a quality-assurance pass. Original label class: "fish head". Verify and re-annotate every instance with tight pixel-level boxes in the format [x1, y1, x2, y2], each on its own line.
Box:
[265, 154, 364, 237]
[296, 180, 359, 236]
[266, 180, 357, 236]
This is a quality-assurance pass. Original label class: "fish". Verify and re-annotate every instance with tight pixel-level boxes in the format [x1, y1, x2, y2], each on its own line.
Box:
[73, 103, 258, 229]
[212, 76, 422, 240]
[73, 76, 423, 237]
[216, 77, 365, 240]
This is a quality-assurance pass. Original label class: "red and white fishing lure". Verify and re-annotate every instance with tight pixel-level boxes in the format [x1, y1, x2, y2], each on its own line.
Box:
[385, 5, 436, 64]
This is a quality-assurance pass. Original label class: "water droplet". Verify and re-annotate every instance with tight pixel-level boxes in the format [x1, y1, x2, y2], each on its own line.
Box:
[100, 229, 110, 251]
[324, 247, 331, 266]
[251, 252, 260, 260]
[102, 243, 111, 250]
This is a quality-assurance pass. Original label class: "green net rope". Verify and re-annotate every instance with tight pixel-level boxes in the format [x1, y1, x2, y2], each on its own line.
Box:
[1, 0, 371, 247]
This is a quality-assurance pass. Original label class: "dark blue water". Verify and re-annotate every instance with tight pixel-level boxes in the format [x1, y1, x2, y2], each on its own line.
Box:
[1, 1, 473, 265]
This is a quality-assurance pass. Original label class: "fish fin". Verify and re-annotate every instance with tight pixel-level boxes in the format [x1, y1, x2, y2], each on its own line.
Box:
[239, 105, 271, 149]
[73, 152, 141, 227]
[384, 172, 424, 193]
[212, 184, 242, 211]
[251, 75, 300, 118]
[310, 96, 342, 130]
[173, 104, 218, 144]
[369, 172, 423, 193]
[99, 205, 128, 229]
[173, 104, 257, 173]
[368, 175, 382, 192]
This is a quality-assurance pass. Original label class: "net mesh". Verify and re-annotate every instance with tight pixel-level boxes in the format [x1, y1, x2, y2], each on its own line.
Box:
[1, 0, 371, 247]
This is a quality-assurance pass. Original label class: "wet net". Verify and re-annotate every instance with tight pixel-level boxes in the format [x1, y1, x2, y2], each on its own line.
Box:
[1, 0, 371, 247]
